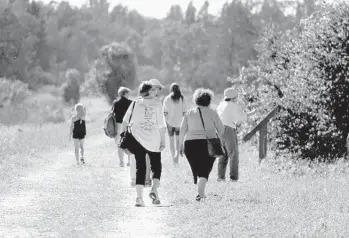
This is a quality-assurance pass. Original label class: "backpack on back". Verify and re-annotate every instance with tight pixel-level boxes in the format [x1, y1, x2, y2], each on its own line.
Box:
[104, 111, 118, 138]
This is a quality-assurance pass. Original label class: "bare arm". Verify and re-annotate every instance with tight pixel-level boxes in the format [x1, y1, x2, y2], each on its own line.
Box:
[121, 102, 134, 133]
[179, 113, 188, 147]
[69, 117, 75, 138]
[158, 103, 167, 150]
[214, 111, 225, 138]
[182, 98, 187, 116]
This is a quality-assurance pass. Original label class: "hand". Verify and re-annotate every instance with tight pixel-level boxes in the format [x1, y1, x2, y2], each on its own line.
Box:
[179, 144, 184, 157]
[160, 139, 166, 151]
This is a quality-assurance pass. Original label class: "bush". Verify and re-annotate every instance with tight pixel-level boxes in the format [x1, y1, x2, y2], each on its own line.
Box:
[96, 42, 137, 104]
[62, 68, 81, 105]
[248, 3, 349, 161]
[80, 68, 102, 97]
[0, 77, 31, 107]
[27, 67, 58, 90]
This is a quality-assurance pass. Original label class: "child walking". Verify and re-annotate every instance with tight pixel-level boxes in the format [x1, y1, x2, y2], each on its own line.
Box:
[70, 103, 86, 165]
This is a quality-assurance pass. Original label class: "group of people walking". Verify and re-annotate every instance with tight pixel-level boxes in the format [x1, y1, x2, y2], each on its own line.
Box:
[69, 78, 249, 207]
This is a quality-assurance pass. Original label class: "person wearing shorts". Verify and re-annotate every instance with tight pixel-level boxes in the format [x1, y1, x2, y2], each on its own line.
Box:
[163, 83, 186, 164]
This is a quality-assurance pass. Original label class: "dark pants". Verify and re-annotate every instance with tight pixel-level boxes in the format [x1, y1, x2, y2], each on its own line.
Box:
[218, 126, 239, 180]
[184, 139, 216, 184]
[128, 133, 162, 185]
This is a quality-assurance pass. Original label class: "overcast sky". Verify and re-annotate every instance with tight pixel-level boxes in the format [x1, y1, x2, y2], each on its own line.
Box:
[39, 0, 230, 19]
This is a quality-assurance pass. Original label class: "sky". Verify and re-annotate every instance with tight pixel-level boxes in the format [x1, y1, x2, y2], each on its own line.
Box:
[39, 0, 337, 19]
[39, 0, 231, 19]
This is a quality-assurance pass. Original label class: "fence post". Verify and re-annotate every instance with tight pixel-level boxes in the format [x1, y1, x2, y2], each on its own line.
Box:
[259, 124, 268, 162]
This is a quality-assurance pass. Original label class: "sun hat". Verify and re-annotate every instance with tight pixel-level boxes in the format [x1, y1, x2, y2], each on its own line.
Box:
[149, 78, 165, 89]
[224, 88, 238, 100]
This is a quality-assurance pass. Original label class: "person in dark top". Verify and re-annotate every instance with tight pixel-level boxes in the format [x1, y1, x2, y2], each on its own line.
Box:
[70, 103, 86, 165]
[112, 86, 132, 167]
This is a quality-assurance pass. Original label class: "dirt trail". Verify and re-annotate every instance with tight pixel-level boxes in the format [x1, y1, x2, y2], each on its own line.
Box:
[0, 134, 171, 237]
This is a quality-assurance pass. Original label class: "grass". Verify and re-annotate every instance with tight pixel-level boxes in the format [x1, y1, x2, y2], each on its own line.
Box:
[159, 145, 349, 237]
[1, 94, 349, 237]
[0, 96, 111, 195]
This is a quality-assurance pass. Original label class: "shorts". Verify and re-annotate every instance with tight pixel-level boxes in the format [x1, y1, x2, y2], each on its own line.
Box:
[167, 124, 180, 136]
[73, 134, 85, 140]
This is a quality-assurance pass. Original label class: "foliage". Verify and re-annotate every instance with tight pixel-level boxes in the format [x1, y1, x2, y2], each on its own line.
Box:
[0, 0, 309, 92]
[0, 77, 31, 106]
[245, 2, 349, 161]
[95, 42, 136, 104]
[62, 68, 81, 105]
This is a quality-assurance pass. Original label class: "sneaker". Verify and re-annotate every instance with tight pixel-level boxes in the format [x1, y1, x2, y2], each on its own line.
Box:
[149, 192, 161, 205]
[217, 178, 225, 182]
[126, 161, 130, 166]
[195, 195, 207, 202]
[80, 157, 85, 164]
[119, 162, 124, 167]
[145, 180, 152, 187]
[230, 178, 238, 182]
[135, 197, 145, 207]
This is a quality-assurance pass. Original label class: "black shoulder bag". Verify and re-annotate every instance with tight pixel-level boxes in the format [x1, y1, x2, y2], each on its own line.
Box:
[198, 107, 225, 158]
[118, 101, 136, 154]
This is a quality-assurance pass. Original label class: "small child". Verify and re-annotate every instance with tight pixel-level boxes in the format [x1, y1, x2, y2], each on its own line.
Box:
[70, 103, 86, 165]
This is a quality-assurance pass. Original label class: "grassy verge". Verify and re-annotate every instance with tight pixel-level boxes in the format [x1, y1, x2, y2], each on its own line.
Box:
[0, 96, 110, 195]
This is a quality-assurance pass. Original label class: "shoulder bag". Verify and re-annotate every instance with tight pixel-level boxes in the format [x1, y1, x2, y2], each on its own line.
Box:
[198, 107, 225, 158]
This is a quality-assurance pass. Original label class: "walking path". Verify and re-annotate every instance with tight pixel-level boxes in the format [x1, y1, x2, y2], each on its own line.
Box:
[0, 134, 172, 237]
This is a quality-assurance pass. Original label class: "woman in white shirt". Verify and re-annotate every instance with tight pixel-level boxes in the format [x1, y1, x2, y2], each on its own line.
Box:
[122, 81, 167, 207]
[163, 83, 186, 164]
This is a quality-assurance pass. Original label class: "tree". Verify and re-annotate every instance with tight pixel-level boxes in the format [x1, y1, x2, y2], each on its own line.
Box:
[96, 42, 137, 104]
[166, 5, 183, 22]
[185, 1, 196, 25]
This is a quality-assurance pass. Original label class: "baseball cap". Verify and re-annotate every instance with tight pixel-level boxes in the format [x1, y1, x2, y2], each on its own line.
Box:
[224, 88, 238, 100]
[149, 78, 165, 89]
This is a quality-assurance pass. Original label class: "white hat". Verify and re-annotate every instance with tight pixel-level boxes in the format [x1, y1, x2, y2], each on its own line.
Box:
[149, 78, 165, 89]
[224, 88, 238, 99]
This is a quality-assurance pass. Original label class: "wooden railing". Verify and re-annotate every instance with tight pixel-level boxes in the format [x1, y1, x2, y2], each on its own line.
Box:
[243, 105, 281, 162]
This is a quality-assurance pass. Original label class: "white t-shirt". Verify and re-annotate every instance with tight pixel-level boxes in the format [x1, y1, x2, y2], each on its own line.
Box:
[163, 95, 186, 128]
[123, 98, 166, 152]
[216, 101, 247, 128]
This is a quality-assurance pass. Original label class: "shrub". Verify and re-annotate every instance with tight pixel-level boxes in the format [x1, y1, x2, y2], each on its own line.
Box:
[247, 3, 349, 161]
[0, 77, 31, 107]
[62, 68, 81, 105]
[96, 42, 136, 104]
[80, 68, 102, 97]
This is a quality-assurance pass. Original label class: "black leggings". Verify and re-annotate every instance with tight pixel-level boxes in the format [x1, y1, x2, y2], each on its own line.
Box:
[129, 133, 162, 185]
[184, 139, 216, 184]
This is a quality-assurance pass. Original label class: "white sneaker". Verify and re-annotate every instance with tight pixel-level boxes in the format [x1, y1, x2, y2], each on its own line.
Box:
[135, 197, 145, 207]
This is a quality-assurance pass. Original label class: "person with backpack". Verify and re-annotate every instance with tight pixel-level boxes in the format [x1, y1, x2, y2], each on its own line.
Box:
[121, 81, 167, 207]
[111, 87, 132, 167]
[163, 83, 186, 164]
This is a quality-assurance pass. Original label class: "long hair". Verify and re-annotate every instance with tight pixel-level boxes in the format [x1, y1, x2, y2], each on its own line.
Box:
[169, 83, 183, 103]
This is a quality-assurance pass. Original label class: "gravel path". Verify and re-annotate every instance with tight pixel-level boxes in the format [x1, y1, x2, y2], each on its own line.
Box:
[0, 134, 171, 237]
